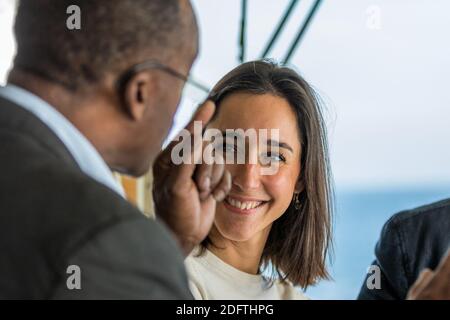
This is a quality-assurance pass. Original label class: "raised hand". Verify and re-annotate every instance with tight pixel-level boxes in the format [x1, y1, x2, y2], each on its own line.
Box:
[152, 101, 231, 255]
[407, 250, 450, 300]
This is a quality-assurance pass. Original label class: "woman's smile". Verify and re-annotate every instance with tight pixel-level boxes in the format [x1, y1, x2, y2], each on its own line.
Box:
[223, 194, 270, 215]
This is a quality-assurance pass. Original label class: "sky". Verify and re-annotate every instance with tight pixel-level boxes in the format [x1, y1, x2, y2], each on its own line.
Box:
[1, 0, 450, 189]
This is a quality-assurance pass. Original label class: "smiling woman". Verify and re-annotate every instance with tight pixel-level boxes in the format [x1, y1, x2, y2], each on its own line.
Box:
[185, 59, 334, 300]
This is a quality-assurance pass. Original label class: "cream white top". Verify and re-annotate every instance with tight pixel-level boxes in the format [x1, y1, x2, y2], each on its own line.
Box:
[185, 248, 309, 300]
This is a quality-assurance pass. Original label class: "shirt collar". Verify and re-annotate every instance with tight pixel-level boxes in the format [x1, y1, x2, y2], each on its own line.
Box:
[0, 84, 125, 197]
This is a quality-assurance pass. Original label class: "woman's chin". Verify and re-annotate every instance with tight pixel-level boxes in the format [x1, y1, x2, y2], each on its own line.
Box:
[215, 223, 256, 243]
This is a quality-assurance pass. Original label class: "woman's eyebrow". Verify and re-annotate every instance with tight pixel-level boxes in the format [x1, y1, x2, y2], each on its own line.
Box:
[219, 131, 294, 153]
[267, 139, 293, 153]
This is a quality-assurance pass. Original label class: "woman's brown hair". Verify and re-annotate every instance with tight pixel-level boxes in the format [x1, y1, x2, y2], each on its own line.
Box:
[203, 59, 334, 289]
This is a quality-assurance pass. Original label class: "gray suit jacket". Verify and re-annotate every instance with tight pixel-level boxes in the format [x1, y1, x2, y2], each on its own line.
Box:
[0, 96, 192, 299]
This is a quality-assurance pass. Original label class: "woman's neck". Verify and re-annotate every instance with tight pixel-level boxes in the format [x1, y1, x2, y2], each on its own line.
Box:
[207, 225, 271, 275]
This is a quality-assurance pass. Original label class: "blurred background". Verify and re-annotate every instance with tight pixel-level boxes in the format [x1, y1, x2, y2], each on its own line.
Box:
[1, 0, 449, 299]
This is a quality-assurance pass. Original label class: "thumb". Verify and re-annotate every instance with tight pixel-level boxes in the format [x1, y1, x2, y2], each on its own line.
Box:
[165, 101, 216, 183]
[185, 100, 216, 134]
[158, 100, 216, 166]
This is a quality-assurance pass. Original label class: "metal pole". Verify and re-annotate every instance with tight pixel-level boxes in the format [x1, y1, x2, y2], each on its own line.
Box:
[260, 0, 300, 59]
[239, 0, 248, 63]
[284, 0, 323, 63]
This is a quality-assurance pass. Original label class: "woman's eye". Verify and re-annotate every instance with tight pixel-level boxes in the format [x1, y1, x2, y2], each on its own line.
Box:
[223, 143, 236, 153]
[261, 152, 286, 163]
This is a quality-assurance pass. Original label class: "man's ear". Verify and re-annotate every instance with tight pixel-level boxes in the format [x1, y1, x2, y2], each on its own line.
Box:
[122, 72, 155, 121]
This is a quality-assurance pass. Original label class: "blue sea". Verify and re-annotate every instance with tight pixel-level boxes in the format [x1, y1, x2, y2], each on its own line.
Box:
[303, 185, 450, 300]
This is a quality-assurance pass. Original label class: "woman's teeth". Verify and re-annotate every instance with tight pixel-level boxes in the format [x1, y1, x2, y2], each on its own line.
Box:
[226, 197, 263, 210]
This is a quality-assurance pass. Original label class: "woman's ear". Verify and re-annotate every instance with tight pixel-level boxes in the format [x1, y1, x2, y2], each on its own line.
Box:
[122, 72, 155, 121]
[294, 178, 305, 194]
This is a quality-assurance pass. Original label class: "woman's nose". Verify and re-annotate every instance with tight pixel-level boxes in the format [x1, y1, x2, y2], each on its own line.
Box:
[232, 164, 261, 191]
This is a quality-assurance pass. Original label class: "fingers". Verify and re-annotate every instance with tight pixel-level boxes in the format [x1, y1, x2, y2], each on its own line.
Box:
[156, 100, 216, 170]
[166, 164, 197, 196]
[195, 162, 213, 200]
[159, 101, 216, 181]
[210, 158, 225, 192]
[211, 170, 232, 202]
[195, 152, 226, 201]
[407, 250, 450, 300]
[185, 100, 216, 134]
[434, 249, 450, 276]
[407, 268, 434, 300]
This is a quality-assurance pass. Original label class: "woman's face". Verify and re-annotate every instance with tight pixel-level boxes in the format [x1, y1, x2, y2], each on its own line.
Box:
[207, 92, 302, 243]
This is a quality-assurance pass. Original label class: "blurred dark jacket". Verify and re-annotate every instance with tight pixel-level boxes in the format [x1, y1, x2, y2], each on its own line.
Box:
[0, 95, 192, 299]
[358, 198, 450, 299]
